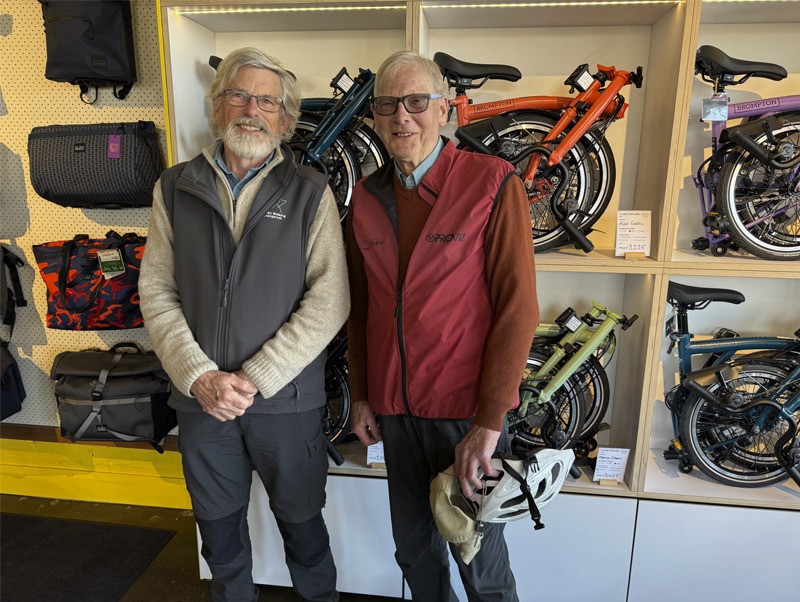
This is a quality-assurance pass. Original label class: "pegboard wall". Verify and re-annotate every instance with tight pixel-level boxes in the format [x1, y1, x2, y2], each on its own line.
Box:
[0, 1, 166, 428]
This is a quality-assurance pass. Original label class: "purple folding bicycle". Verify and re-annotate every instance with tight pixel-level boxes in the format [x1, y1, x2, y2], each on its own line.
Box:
[691, 45, 800, 260]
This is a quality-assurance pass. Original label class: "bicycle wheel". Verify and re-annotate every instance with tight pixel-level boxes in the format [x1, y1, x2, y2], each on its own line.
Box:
[679, 358, 800, 487]
[291, 113, 362, 219]
[347, 122, 389, 180]
[324, 358, 351, 444]
[508, 350, 585, 450]
[480, 111, 616, 252]
[716, 111, 800, 260]
[573, 354, 611, 439]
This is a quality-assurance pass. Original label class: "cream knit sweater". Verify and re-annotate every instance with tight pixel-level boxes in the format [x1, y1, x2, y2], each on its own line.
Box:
[139, 143, 349, 401]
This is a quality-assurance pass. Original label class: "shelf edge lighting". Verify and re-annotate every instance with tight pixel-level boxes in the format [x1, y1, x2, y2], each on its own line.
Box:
[175, 6, 406, 15]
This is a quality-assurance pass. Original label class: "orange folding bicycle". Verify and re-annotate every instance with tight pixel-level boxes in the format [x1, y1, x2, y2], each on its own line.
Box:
[434, 53, 643, 253]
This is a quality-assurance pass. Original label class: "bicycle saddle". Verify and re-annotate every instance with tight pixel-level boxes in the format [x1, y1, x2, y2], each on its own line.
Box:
[695, 45, 787, 83]
[433, 52, 521, 83]
[667, 281, 745, 306]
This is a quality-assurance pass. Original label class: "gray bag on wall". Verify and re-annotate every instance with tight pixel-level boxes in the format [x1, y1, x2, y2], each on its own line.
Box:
[50, 342, 175, 452]
[28, 121, 162, 208]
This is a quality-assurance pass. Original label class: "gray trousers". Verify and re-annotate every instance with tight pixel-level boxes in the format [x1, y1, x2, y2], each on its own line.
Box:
[178, 408, 339, 602]
[381, 415, 519, 602]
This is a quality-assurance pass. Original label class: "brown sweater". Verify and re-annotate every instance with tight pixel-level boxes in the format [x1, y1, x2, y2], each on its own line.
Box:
[346, 173, 539, 431]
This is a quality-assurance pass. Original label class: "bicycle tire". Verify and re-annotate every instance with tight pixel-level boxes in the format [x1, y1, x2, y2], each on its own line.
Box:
[479, 111, 616, 252]
[347, 122, 389, 181]
[679, 358, 800, 487]
[528, 345, 610, 439]
[716, 111, 800, 260]
[292, 114, 362, 219]
[508, 350, 585, 450]
[324, 357, 351, 444]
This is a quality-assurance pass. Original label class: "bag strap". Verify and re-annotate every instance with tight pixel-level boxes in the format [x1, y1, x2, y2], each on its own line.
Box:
[57, 235, 103, 314]
[113, 82, 134, 100]
[92, 351, 126, 401]
[2, 246, 27, 340]
[77, 82, 99, 105]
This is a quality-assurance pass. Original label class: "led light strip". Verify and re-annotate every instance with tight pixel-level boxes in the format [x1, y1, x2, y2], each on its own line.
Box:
[175, 6, 406, 15]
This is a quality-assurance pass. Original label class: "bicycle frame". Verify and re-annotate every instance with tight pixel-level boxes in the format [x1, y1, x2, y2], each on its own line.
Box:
[516, 301, 636, 415]
[449, 64, 637, 181]
[695, 93, 800, 250]
[294, 67, 377, 171]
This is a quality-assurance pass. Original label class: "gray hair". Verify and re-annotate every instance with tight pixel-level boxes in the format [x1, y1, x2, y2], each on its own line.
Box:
[208, 47, 300, 140]
[375, 51, 447, 97]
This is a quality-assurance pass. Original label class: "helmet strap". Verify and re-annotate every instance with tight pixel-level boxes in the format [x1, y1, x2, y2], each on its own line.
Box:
[501, 457, 545, 530]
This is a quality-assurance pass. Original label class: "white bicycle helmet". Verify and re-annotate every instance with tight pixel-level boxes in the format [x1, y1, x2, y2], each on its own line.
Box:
[470, 448, 575, 529]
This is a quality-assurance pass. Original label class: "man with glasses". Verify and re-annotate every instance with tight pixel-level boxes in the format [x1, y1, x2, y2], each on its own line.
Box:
[140, 47, 347, 602]
[346, 51, 538, 601]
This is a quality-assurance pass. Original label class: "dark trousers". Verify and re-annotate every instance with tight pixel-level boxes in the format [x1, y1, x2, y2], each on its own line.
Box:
[179, 409, 339, 602]
[381, 415, 519, 602]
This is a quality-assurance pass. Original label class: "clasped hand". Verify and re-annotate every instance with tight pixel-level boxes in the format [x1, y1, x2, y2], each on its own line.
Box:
[191, 369, 258, 421]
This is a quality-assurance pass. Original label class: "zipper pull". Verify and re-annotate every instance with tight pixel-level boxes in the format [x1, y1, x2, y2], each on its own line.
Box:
[222, 278, 231, 307]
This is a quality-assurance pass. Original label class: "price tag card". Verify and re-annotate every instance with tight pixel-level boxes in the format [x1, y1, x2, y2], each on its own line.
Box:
[592, 447, 630, 483]
[97, 249, 125, 279]
[615, 210, 651, 257]
[701, 93, 729, 122]
[367, 441, 385, 468]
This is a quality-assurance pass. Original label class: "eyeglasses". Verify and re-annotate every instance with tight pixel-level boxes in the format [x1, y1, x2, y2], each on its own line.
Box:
[371, 93, 444, 116]
[219, 89, 284, 113]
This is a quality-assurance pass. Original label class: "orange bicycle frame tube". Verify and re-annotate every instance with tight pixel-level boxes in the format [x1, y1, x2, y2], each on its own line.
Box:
[449, 65, 633, 187]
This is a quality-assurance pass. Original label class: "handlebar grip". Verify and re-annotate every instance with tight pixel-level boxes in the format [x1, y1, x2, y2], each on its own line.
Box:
[560, 218, 595, 252]
[569, 465, 582, 479]
[325, 437, 345, 466]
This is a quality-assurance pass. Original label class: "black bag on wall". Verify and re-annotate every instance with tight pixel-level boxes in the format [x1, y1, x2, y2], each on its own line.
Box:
[50, 343, 176, 452]
[1, 342, 26, 421]
[28, 121, 162, 208]
[39, 0, 137, 104]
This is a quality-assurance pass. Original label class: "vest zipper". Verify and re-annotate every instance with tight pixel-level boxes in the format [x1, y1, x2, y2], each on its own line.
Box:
[395, 287, 413, 416]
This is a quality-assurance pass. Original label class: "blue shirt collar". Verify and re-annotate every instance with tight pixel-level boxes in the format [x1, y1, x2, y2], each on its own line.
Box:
[395, 137, 445, 189]
[214, 143, 275, 200]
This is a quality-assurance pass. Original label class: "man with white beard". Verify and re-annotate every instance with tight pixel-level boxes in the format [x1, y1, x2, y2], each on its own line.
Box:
[139, 47, 348, 602]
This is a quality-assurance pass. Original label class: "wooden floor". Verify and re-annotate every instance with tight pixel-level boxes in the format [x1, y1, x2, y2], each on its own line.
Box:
[0, 494, 401, 602]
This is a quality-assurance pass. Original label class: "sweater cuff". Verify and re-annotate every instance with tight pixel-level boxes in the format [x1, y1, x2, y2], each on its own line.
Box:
[473, 401, 509, 433]
[241, 353, 284, 399]
[171, 356, 219, 398]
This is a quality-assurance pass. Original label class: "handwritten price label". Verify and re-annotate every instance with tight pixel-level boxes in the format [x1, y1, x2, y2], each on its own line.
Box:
[615, 210, 651, 257]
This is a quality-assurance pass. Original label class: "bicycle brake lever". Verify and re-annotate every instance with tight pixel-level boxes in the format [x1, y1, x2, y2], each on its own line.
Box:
[631, 66, 644, 89]
[621, 314, 639, 331]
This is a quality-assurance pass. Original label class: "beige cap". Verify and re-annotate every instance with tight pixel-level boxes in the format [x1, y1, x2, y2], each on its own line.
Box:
[429, 466, 482, 564]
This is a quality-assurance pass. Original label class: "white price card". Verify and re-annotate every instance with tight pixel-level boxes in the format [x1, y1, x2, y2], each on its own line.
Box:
[592, 447, 630, 483]
[367, 441, 385, 467]
[615, 210, 651, 257]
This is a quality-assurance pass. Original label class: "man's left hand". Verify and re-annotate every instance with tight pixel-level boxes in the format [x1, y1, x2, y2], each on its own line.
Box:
[454, 425, 501, 499]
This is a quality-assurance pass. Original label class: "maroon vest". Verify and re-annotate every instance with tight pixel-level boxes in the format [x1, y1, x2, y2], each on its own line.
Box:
[351, 142, 515, 419]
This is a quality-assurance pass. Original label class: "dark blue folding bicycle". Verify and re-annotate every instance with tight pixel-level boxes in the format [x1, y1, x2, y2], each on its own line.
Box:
[663, 281, 800, 488]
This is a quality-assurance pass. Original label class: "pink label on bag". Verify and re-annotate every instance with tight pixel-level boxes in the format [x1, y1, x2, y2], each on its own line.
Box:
[108, 135, 121, 159]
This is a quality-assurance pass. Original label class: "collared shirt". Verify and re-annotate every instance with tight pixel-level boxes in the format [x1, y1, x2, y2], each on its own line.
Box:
[214, 144, 274, 201]
[395, 137, 446, 189]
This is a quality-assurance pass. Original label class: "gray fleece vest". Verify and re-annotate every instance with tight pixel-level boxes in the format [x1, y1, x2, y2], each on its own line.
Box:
[160, 145, 328, 414]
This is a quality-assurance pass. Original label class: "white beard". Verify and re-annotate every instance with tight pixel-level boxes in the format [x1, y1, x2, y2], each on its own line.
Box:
[222, 117, 282, 161]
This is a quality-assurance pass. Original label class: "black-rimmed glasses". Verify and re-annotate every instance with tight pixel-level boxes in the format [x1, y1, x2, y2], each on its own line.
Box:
[219, 89, 284, 113]
[371, 93, 444, 116]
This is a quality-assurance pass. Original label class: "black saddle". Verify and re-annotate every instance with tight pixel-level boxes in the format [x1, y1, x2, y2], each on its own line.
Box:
[667, 281, 745, 307]
[695, 45, 787, 83]
[433, 52, 521, 84]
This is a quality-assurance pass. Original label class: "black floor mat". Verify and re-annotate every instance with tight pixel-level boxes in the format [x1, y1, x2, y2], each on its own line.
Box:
[0, 513, 175, 602]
